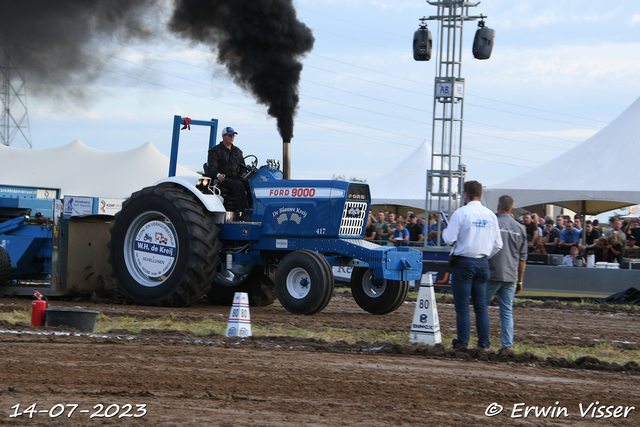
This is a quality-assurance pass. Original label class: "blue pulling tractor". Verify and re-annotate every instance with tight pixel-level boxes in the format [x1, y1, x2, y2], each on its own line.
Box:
[108, 116, 422, 315]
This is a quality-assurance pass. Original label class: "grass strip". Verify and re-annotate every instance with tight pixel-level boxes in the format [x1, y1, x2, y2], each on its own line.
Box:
[2, 309, 637, 366]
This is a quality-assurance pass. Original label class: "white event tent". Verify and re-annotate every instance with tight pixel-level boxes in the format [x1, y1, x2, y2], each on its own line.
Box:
[482, 96, 640, 215]
[368, 140, 432, 210]
[0, 140, 198, 199]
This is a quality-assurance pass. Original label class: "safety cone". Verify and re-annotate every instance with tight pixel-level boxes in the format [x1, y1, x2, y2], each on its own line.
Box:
[225, 292, 252, 337]
[409, 273, 442, 345]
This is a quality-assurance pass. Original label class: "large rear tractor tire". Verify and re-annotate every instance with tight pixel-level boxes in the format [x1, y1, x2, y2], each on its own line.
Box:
[207, 264, 277, 307]
[0, 246, 11, 285]
[275, 250, 334, 315]
[350, 267, 409, 314]
[109, 185, 221, 306]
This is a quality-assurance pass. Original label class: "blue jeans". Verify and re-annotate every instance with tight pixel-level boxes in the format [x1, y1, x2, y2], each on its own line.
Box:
[450, 257, 491, 348]
[486, 280, 516, 348]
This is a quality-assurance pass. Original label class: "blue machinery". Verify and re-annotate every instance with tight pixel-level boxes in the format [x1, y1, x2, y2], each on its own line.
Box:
[1, 116, 424, 312]
[104, 116, 424, 314]
[0, 185, 117, 296]
[171, 116, 423, 283]
[0, 185, 58, 284]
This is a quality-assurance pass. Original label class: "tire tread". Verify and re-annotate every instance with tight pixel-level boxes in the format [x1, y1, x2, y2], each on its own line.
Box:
[109, 185, 220, 306]
[350, 267, 408, 315]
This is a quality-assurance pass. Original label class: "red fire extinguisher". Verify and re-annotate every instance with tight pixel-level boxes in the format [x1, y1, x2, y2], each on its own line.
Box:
[31, 291, 48, 327]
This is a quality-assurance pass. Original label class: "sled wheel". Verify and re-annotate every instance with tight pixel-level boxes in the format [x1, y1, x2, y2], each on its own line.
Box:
[275, 250, 332, 315]
[108, 185, 221, 306]
[0, 245, 11, 285]
[207, 264, 277, 307]
[350, 267, 409, 314]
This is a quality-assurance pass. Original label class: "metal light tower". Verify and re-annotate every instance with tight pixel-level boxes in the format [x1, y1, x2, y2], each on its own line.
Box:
[415, 1, 493, 244]
[1, 42, 32, 148]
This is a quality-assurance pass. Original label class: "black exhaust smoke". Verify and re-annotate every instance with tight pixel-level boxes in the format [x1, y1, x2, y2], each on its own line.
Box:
[169, 0, 315, 142]
[0, 0, 160, 98]
[2, 0, 314, 161]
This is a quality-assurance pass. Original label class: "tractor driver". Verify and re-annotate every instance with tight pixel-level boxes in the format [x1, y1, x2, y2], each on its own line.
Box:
[205, 126, 253, 221]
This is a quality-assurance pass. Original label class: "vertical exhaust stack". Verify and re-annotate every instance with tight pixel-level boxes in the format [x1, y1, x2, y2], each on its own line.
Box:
[169, 0, 315, 180]
[283, 140, 291, 179]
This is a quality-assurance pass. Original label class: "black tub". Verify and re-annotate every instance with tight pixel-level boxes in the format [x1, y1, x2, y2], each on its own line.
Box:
[45, 309, 99, 333]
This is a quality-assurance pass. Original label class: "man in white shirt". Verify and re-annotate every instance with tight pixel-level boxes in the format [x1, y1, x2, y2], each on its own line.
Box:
[442, 181, 503, 350]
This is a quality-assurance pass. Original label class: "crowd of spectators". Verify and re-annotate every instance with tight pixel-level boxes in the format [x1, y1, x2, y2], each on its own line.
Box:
[368, 210, 434, 247]
[368, 208, 640, 266]
[502, 212, 640, 265]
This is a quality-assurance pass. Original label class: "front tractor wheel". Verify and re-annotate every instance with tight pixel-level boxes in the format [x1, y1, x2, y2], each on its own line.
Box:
[275, 250, 334, 315]
[350, 267, 408, 314]
[109, 185, 221, 306]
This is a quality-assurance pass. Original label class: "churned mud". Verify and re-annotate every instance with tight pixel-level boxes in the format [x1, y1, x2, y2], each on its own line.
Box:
[0, 292, 638, 425]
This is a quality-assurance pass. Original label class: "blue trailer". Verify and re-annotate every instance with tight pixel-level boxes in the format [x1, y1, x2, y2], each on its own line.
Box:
[108, 116, 423, 314]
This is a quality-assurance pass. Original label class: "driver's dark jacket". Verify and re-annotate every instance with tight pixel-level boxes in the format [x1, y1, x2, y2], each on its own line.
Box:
[205, 141, 246, 179]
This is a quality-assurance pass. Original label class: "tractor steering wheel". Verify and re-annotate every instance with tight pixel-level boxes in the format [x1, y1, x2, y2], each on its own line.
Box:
[238, 155, 258, 179]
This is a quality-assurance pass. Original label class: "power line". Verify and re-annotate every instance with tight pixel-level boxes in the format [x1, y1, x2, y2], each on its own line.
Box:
[86, 12, 596, 151]
[33, 43, 543, 168]
[48, 35, 558, 164]
[305, 64, 585, 145]
[465, 120, 582, 144]
[107, 9, 612, 131]
[308, 50, 610, 126]
[296, 6, 408, 41]
[24, 14, 579, 169]
[464, 129, 568, 150]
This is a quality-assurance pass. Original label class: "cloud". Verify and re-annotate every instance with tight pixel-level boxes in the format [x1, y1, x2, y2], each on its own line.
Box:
[301, 0, 418, 13]
[487, 1, 623, 29]
[370, 0, 416, 11]
[35, 108, 102, 120]
[532, 128, 599, 140]
[475, 42, 640, 90]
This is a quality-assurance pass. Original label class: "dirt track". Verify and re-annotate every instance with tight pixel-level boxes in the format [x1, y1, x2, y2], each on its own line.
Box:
[1, 293, 639, 426]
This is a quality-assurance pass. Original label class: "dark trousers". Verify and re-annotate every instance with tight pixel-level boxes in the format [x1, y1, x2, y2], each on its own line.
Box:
[220, 178, 252, 211]
[450, 257, 491, 348]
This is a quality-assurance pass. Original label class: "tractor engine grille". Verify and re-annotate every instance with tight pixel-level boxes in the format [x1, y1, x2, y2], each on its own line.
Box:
[339, 201, 368, 237]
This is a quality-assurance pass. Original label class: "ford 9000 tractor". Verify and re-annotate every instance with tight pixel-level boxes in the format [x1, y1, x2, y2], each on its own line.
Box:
[108, 116, 422, 315]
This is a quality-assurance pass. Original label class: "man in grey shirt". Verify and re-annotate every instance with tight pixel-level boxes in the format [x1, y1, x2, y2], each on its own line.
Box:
[487, 195, 527, 349]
